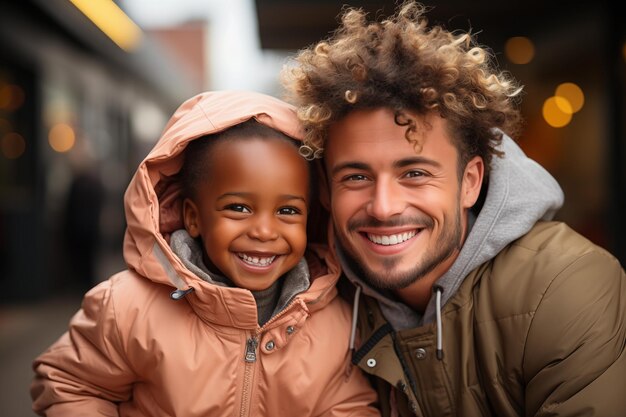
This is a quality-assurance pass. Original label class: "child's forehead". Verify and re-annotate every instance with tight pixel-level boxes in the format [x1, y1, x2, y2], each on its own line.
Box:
[203, 136, 308, 176]
[207, 135, 304, 162]
[201, 137, 310, 195]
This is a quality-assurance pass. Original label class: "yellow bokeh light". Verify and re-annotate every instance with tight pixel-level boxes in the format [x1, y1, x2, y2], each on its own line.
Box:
[543, 96, 572, 128]
[49, 123, 76, 152]
[555, 82, 584, 113]
[554, 96, 573, 114]
[68, 0, 143, 51]
[1, 132, 26, 159]
[504, 36, 535, 65]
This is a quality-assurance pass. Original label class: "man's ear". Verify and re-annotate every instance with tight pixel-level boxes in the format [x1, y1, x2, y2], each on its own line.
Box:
[461, 156, 484, 209]
[182, 198, 201, 237]
[315, 159, 330, 210]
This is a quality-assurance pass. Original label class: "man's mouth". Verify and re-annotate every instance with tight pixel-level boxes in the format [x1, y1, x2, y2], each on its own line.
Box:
[366, 230, 417, 246]
[237, 253, 277, 266]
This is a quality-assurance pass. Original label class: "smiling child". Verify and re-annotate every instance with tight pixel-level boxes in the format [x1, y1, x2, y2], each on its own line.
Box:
[30, 91, 380, 417]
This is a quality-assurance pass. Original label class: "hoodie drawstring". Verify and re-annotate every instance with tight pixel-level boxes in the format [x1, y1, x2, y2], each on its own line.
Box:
[350, 283, 444, 362]
[433, 285, 444, 360]
[170, 287, 194, 300]
[350, 285, 393, 365]
[349, 284, 362, 351]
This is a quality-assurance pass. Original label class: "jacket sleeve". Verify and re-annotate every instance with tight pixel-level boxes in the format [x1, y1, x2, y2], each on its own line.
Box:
[30, 279, 134, 416]
[524, 249, 626, 416]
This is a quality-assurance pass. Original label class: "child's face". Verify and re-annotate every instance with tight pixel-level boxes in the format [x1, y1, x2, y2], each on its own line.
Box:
[183, 137, 309, 291]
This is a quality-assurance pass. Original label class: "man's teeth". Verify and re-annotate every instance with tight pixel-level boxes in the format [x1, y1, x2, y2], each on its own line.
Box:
[367, 230, 417, 246]
[238, 253, 276, 266]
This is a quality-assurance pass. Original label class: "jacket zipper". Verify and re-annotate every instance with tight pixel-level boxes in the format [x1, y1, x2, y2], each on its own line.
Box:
[240, 336, 258, 417]
[238, 297, 302, 416]
[258, 298, 299, 330]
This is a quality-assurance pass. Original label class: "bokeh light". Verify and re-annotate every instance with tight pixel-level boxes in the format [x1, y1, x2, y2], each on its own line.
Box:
[48, 123, 76, 152]
[0, 83, 25, 111]
[504, 36, 535, 65]
[542, 96, 572, 128]
[1, 132, 26, 159]
[555, 82, 584, 113]
[68, 0, 143, 51]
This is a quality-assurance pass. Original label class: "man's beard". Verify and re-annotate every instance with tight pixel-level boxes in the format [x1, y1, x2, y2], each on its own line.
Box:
[335, 205, 463, 290]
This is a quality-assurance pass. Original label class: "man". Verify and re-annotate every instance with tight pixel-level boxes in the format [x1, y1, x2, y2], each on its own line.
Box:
[281, 2, 626, 416]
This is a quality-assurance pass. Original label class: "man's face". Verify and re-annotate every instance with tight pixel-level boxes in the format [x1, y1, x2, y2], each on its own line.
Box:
[324, 108, 482, 290]
[183, 137, 309, 291]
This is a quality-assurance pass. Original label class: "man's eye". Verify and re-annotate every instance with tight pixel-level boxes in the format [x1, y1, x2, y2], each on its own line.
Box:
[277, 207, 301, 215]
[344, 174, 368, 182]
[405, 170, 426, 178]
[225, 204, 251, 213]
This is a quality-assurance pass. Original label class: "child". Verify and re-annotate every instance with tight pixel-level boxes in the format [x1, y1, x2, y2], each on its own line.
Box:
[30, 91, 380, 416]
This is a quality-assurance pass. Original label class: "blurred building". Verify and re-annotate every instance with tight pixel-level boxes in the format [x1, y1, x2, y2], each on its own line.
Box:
[255, 0, 626, 265]
[0, 0, 198, 302]
[147, 21, 209, 91]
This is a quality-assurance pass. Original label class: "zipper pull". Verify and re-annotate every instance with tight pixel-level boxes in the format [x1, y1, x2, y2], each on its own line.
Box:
[245, 337, 258, 363]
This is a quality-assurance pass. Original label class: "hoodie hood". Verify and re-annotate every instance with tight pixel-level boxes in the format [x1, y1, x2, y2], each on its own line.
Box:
[121, 90, 342, 326]
[342, 133, 565, 329]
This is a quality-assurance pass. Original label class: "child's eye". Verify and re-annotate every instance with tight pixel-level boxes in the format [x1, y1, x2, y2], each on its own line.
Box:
[277, 207, 301, 215]
[225, 204, 251, 213]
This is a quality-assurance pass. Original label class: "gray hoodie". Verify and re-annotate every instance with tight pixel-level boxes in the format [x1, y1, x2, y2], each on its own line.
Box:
[340, 133, 565, 329]
[170, 229, 310, 325]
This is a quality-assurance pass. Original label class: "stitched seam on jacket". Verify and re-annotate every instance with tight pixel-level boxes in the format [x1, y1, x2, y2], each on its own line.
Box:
[352, 322, 393, 365]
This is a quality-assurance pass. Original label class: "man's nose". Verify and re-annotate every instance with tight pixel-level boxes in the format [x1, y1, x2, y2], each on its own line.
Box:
[365, 179, 405, 220]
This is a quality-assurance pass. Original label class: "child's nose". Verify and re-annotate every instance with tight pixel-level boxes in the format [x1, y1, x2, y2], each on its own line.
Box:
[248, 214, 279, 241]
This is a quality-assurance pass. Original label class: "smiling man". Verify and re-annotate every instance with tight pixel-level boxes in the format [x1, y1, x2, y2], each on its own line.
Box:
[282, 2, 626, 416]
[326, 109, 481, 313]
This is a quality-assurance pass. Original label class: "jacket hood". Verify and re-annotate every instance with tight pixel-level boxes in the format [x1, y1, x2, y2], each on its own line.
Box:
[122, 90, 340, 323]
[342, 133, 565, 328]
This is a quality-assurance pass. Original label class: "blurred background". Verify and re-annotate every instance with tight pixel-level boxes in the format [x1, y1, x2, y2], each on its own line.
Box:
[1, 0, 624, 415]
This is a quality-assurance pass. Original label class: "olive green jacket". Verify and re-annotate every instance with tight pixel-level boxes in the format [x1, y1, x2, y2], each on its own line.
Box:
[351, 221, 626, 416]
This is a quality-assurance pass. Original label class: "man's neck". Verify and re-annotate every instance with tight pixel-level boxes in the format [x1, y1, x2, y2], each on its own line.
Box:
[395, 277, 437, 312]
[393, 254, 456, 312]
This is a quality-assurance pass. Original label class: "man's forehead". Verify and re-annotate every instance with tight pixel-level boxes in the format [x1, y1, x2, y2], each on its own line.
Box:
[328, 108, 406, 138]
[324, 108, 458, 165]
[327, 108, 447, 141]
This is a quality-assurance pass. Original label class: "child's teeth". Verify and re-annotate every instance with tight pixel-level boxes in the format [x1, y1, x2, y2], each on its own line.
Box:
[239, 253, 276, 266]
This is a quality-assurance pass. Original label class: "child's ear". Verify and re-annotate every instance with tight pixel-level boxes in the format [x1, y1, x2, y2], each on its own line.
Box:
[315, 159, 330, 210]
[182, 198, 201, 237]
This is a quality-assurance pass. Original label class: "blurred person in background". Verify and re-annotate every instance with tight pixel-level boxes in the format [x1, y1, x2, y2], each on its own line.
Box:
[282, 1, 626, 416]
[62, 138, 104, 293]
[30, 90, 380, 416]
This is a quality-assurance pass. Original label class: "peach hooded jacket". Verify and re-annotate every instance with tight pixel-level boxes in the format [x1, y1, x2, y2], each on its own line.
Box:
[30, 91, 380, 417]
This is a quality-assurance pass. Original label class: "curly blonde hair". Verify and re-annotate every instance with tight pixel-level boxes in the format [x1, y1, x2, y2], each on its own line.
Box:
[281, 1, 524, 174]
